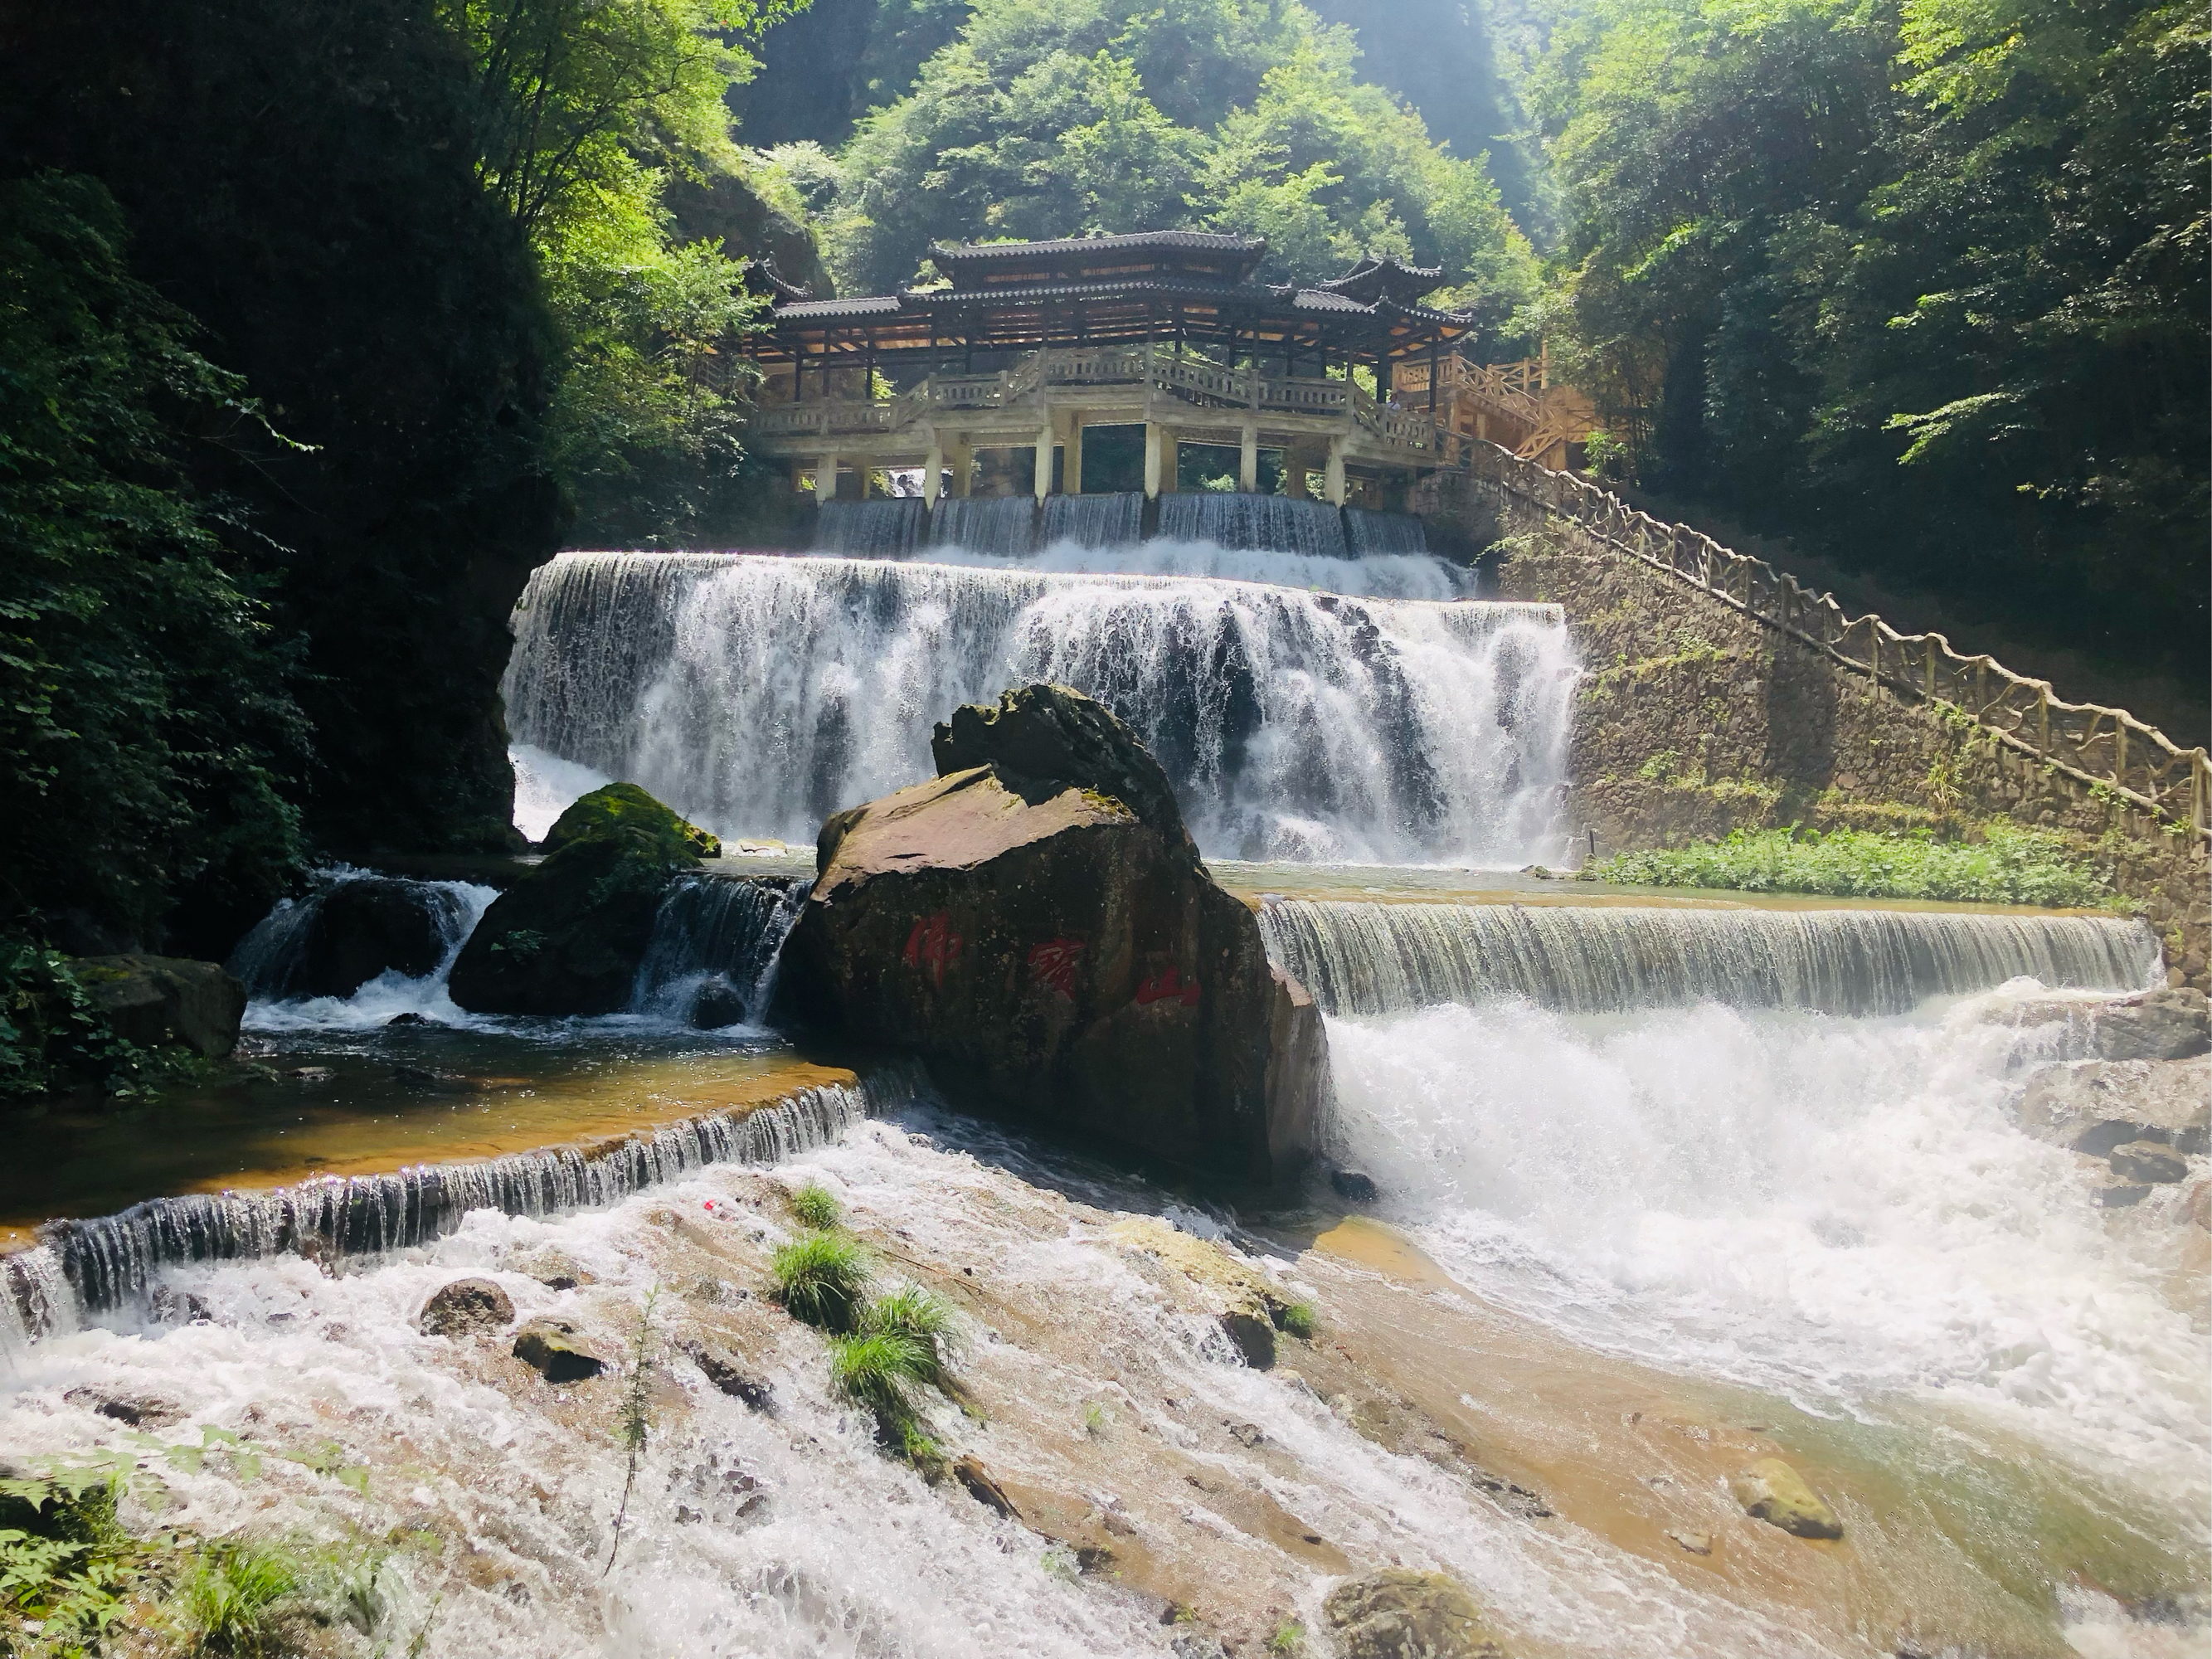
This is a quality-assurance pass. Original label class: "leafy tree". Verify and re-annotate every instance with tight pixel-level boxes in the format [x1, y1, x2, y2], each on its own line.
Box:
[0, 173, 307, 948]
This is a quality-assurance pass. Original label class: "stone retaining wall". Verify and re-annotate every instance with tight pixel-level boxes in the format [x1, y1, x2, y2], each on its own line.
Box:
[1442, 477, 2210, 990]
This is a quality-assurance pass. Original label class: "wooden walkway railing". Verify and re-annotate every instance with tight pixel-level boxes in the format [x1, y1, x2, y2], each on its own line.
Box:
[1471, 444, 2211, 833]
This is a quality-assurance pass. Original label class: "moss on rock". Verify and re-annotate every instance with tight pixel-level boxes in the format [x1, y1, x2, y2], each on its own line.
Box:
[542, 782, 720, 859]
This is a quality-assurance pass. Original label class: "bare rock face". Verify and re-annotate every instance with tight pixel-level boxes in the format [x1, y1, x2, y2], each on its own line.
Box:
[418, 1277, 514, 1336]
[777, 686, 1325, 1185]
[2000, 988, 2210, 1064]
[1323, 1568, 1508, 1659]
[68, 955, 246, 1058]
[512, 1316, 605, 1382]
[2016, 1055, 2210, 1156]
[290, 878, 461, 998]
[1731, 1457, 1844, 1540]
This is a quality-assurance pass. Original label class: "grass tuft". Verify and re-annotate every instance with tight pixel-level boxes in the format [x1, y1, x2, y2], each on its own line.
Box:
[829, 1330, 934, 1420]
[771, 1231, 873, 1332]
[789, 1180, 841, 1230]
[1276, 1300, 1317, 1340]
[1587, 823, 2117, 908]
[859, 1284, 954, 1383]
[176, 1537, 299, 1656]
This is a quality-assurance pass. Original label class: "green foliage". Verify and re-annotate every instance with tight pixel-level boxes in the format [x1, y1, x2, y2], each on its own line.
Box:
[604, 1284, 661, 1574]
[828, 1330, 934, 1418]
[859, 1284, 955, 1384]
[789, 1180, 843, 1230]
[820, 0, 1539, 336]
[1276, 1301, 1318, 1340]
[0, 943, 141, 1098]
[0, 173, 307, 949]
[175, 1538, 299, 1657]
[1588, 825, 2119, 907]
[1267, 1619, 1306, 1656]
[1535, 0, 2208, 691]
[771, 1230, 874, 1331]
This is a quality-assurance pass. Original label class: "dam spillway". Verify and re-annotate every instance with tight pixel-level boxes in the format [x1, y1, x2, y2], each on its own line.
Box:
[503, 551, 1577, 864]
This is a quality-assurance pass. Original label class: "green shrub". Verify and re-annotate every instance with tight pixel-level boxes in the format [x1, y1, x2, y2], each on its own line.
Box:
[771, 1231, 873, 1331]
[1587, 825, 2118, 908]
[828, 1331, 933, 1421]
[859, 1285, 953, 1384]
[1276, 1301, 1318, 1340]
[789, 1180, 841, 1230]
[175, 1538, 299, 1656]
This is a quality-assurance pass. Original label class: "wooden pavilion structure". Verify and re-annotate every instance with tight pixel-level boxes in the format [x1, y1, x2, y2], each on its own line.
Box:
[744, 232, 1503, 504]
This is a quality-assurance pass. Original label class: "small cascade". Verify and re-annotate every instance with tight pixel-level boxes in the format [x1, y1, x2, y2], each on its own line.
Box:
[503, 552, 1578, 864]
[32, 1073, 909, 1317]
[226, 870, 488, 1000]
[1258, 899, 2163, 1018]
[1343, 507, 1429, 557]
[1039, 490, 1143, 549]
[631, 874, 809, 1025]
[928, 495, 1038, 557]
[814, 498, 926, 557]
[1156, 494, 1348, 557]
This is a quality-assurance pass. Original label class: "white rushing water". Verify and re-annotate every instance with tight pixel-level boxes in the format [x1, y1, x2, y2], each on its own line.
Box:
[503, 552, 1575, 864]
[1320, 981, 2210, 1522]
[912, 536, 1471, 600]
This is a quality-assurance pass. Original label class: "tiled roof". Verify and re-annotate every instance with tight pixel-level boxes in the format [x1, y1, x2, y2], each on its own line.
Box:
[929, 231, 1266, 262]
[774, 295, 904, 319]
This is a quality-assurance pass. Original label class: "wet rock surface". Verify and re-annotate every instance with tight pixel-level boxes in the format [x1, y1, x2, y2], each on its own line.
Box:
[1323, 1567, 1509, 1658]
[291, 878, 459, 997]
[779, 685, 1326, 1183]
[418, 1277, 515, 1336]
[67, 954, 246, 1058]
[1731, 1457, 1844, 1540]
[511, 1316, 605, 1382]
[2002, 987, 2210, 1063]
[2016, 1055, 2210, 1155]
[450, 784, 708, 1014]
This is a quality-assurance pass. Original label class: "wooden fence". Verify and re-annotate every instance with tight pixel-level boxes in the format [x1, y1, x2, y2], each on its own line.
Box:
[1471, 444, 2211, 833]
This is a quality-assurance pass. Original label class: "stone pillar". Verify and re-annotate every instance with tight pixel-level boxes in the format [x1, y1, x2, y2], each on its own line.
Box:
[951, 435, 973, 498]
[1034, 409, 1055, 502]
[815, 452, 839, 507]
[1144, 421, 1165, 499]
[922, 428, 943, 508]
[1284, 450, 1308, 499]
[1065, 411, 1085, 496]
[1239, 422, 1258, 493]
[1325, 436, 1347, 506]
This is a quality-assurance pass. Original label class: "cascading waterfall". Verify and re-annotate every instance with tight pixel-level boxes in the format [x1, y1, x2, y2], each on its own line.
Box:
[630, 874, 809, 1024]
[24, 1073, 907, 1321]
[1157, 494, 1347, 557]
[226, 871, 494, 1012]
[1258, 898, 2162, 1017]
[1343, 506, 1428, 556]
[815, 499, 926, 557]
[1039, 490, 1143, 548]
[927, 496, 1037, 557]
[916, 538, 1472, 600]
[503, 552, 1577, 864]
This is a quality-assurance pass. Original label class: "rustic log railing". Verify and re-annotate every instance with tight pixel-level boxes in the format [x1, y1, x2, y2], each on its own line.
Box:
[1471, 443, 2212, 833]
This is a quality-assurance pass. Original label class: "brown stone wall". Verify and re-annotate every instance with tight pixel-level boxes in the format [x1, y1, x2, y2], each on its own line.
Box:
[1485, 519, 2210, 990]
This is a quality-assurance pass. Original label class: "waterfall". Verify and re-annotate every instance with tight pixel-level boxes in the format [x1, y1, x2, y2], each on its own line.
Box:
[1257, 899, 2163, 1018]
[1156, 494, 1349, 557]
[25, 1073, 909, 1319]
[226, 870, 489, 1001]
[814, 499, 926, 557]
[917, 538, 1472, 600]
[1344, 507, 1429, 557]
[631, 874, 809, 1025]
[928, 496, 1038, 557]
[503, 552, 1577, 864]
[1040, 490, 1143, 549]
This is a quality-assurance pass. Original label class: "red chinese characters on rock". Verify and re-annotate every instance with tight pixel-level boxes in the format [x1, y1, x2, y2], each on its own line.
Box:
[902, 912, 964, 987]
[1026, 937, 1087, 1000]
[1134, 965, 1202, 1008]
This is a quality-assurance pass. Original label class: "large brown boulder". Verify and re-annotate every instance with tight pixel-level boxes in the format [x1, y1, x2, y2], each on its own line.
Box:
[68, 956, 246, 1058]
[778, 686, 1325, 1184]
[449, 785, 707, 1014]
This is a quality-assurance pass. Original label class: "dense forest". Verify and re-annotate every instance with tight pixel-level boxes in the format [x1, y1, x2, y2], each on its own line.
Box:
[0, 0, 2202, 973]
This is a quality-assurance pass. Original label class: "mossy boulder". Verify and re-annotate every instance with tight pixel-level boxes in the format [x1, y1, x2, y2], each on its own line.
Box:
[511, 1316, 605, 1382]
[1323, 1569, 1508, 1658]
[542, 783, 719, 859]
[449, 784, 701, 1014]
[67, 955, 246, 1058]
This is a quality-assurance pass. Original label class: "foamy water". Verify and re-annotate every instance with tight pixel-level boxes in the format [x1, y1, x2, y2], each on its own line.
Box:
[914, 536, 1475, 600]
[1321, 982, 2212, 1520]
